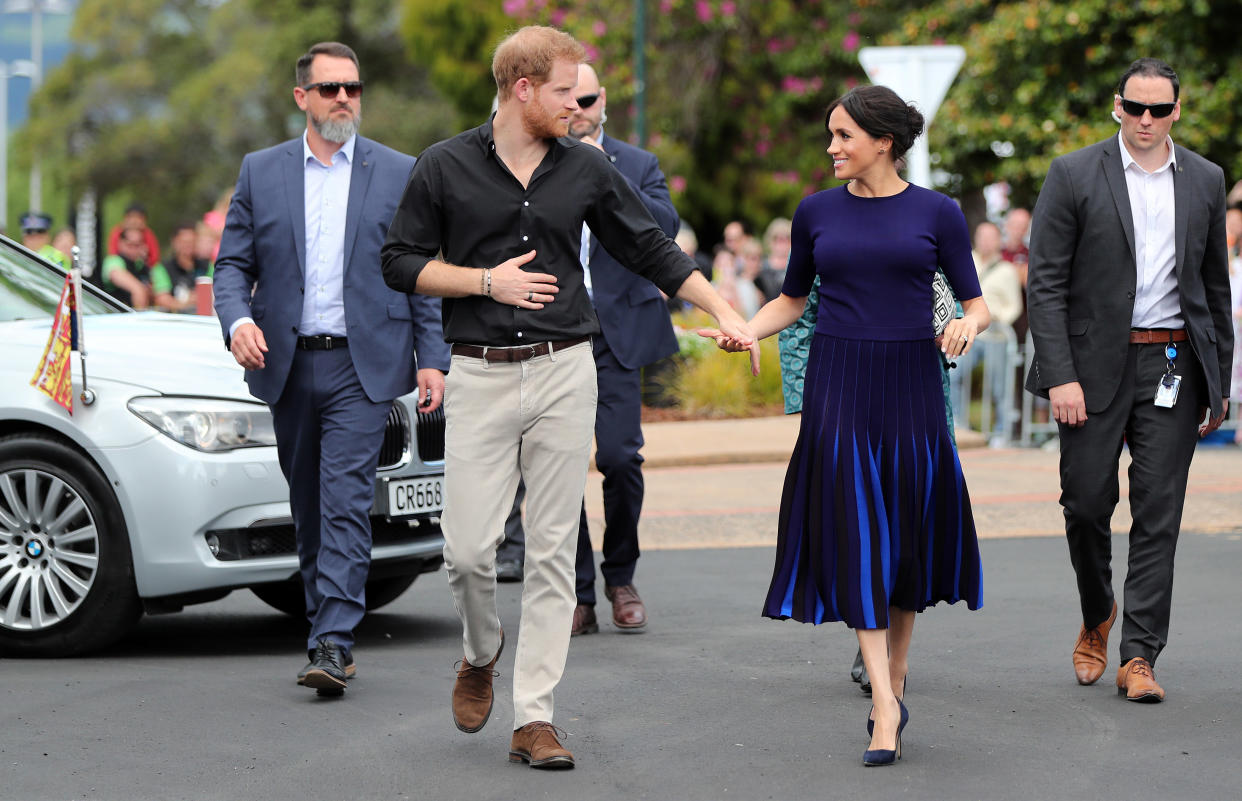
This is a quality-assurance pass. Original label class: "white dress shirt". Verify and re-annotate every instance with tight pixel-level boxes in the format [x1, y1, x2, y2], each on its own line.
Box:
[1119, 132, 1182, 329]
[299, 132, 354, 336]
[580, 223, 593, 299]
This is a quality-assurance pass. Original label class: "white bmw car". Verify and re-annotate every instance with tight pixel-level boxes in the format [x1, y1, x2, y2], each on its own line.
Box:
[0, 235, 447, 656]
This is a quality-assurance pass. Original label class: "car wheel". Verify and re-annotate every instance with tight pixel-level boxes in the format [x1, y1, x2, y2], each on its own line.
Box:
[364, 574, 419, 611]
[251, 573, 419, 617]
[0, 434, 142, 656]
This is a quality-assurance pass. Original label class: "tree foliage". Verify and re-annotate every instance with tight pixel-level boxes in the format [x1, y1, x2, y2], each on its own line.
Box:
[398, 0, 510, 122]
[21, 0, 458, 238]
[20, 0, 1242, 245]
[400, 0, 923, 243]
[886, 0, 1242, 206]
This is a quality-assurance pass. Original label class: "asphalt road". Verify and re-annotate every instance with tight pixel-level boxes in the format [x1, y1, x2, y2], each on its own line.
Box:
[3, 526, 1240, 801]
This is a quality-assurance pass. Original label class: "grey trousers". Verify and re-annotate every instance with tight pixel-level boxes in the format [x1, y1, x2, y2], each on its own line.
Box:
[1058, 342, 1204, 666]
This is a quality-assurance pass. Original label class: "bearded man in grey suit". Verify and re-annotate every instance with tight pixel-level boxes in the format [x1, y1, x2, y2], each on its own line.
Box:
[214, 42, 448, 694]
[1026, 58, 1232, 703]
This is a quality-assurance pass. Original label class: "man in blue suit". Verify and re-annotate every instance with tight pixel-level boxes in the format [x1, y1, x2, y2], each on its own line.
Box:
[495, 63, 680, 635]
[213, 42, 449, 695]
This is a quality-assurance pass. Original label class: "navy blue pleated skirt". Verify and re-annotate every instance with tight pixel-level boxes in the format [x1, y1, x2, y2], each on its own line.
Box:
[763, 333, 983, 629]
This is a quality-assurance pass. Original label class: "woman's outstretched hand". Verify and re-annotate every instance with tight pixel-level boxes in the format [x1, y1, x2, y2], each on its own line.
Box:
[697, 328, 762, 376]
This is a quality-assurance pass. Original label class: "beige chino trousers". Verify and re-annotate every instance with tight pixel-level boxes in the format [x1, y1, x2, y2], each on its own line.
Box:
[441, 341, 597, 728]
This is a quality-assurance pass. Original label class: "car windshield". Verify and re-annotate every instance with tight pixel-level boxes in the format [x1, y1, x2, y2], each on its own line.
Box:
[0, 239, 124, 321]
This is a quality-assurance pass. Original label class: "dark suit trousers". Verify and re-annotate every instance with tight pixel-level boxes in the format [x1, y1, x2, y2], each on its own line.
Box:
[574, 336, 645, 604]
[271, 347, 392, 653]
[1058, 341, 1203, 666]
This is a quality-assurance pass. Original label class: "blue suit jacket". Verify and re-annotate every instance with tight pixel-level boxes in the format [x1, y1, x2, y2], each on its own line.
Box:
[214, 135, 449, 404]
[589, 133, 680, 369]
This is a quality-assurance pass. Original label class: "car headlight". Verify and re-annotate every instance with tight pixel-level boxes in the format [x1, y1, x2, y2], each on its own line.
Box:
[127, 396, 277, 452]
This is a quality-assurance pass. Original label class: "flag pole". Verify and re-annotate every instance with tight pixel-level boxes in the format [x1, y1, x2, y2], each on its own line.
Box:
[71, 246, 96, 406]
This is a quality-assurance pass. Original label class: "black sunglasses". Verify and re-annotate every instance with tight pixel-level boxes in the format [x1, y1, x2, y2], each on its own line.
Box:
[576, 93, 599, 109]
[1117, 96, 1176, 119]
[303, 81, 364, 100]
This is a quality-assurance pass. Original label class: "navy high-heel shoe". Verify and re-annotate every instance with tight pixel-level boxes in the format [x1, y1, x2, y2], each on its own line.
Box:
[867, 675, 908, 736]
[863, 700, 909, 767]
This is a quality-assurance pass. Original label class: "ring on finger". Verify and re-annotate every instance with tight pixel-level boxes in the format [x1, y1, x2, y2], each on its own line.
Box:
[960, 335, 968, 341]
[527, 291, 534, 302]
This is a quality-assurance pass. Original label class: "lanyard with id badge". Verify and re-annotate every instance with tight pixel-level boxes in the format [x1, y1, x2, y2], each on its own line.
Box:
[1154, 339, 1181, 408]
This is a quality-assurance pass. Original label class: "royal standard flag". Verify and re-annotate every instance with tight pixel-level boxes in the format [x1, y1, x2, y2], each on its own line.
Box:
[30, 273, 76, 414]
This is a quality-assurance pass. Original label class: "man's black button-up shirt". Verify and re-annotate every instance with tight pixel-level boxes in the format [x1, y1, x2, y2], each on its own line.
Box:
[381, 120, 694, 346]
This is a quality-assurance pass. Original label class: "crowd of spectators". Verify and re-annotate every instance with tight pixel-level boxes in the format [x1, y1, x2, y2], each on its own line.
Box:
[698, 218, 794, 318]
[19, 175, 1242, 444]
[59, 192, 231, 312]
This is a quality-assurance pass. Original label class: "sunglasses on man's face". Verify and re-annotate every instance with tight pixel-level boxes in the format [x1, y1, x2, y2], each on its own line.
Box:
[1117, 96, 1176, 119]
[575, 93, 599, 109]
[303, 81, 364, 100]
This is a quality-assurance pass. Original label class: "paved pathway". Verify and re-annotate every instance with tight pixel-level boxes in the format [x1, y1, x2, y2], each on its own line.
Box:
[588, 417, 1242, 548]
[4, 416, 1239, 800]
[4, 536, 1239, 801]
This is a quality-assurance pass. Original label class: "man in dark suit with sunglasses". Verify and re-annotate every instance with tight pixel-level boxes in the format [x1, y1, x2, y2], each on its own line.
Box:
[214, 41, 448, 695]
[1026, 57, 1231, 703]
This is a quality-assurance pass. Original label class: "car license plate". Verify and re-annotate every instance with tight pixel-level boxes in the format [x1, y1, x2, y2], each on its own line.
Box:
[385, 475, 444, 518]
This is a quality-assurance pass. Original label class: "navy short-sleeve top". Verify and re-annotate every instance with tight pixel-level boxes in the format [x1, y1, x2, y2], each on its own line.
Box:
[780, 183, 982, 341]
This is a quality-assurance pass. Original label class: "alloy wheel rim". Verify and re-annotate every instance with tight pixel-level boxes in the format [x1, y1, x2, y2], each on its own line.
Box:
[0, 468, 99, 631]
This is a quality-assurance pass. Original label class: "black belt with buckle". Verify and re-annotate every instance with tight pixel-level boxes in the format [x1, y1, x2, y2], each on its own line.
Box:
[297, 334, 348, 350]
[450, 335, 590, 363]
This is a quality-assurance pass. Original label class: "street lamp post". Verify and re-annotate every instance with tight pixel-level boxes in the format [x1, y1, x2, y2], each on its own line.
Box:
[633, 0, 646, 148]
[3, 0, 73, 213]
[0, 59, 38, 230]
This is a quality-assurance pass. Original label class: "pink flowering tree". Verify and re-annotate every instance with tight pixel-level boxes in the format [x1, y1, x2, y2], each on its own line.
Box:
[399, 0, 923, 245]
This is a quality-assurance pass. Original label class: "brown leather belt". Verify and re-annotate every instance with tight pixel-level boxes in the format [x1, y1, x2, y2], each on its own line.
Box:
[451, 335, 590, 363]
[1129, 328, 1187, 344]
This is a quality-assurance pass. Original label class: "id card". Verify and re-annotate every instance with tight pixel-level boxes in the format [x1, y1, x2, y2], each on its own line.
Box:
[1154, 374, 1181, 408]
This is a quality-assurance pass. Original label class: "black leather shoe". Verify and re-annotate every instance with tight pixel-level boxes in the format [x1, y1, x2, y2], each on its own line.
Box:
[297, 646, 356, 685]
[302, 638, 350, 696]
[496, 558, 523, 583]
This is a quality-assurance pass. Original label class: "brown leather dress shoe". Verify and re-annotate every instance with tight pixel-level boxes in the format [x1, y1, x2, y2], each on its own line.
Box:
[452, 629, 504, 733]
[509, 721, 575, 769]
[1072, 601, 1117, 685]
[571, 604, 598, 636]
[604, 584, 647, 632]
[1116, 657, 1165, 703]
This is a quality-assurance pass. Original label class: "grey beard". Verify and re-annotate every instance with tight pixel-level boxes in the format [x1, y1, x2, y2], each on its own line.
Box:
[313, 110, 361, 144]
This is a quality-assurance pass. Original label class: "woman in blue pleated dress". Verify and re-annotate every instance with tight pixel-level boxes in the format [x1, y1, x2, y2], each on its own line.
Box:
[703, 85, 990, 767]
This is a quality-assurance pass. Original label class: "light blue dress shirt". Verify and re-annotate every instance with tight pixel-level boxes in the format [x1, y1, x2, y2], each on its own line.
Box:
[226, 132, 356, 340]
[299, 132, 354, 336]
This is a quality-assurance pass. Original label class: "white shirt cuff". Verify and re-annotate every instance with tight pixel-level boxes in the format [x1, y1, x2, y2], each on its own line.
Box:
[229, 317, 255, 339]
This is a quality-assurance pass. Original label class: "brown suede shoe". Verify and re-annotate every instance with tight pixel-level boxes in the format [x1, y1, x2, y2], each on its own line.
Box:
[452, 629, 504, 733]
[604, 584, 647, 632]
[1072, 601, 1117, 685]
[571, 604, 598, 636]
[1116, 657, 1165, 703]
[509, 721, 575, 769]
